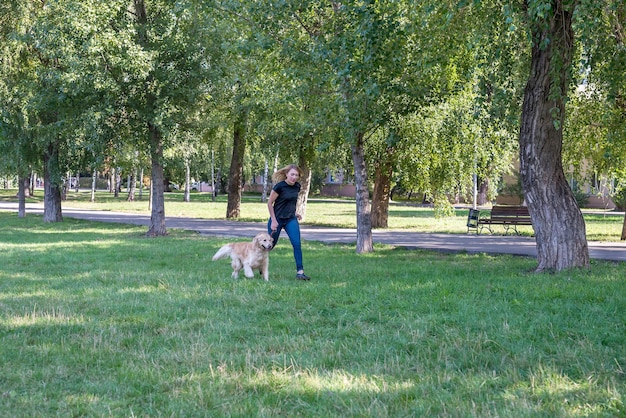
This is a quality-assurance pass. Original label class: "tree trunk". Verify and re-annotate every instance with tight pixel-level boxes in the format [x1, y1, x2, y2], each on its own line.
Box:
[296, 154, 312, 222]
[184, 159, 191, 203]
[139, 168, 144, 200]
[112, 167, 119, 198]
[226, 112, 246, 219]
[519, 0, 589, 271]
[18, 174, 28, 218]
[352, 132, 373, 253]
[261, 158, 269, 203]
[371, 147, 394, 229]
[146, 122, 167, 236]
[43, 141, 63, 223]
[127, 170, 136, 202]
[30, 171, 36, 196]
[477, 178, 490, 206]
[91, 169, 97, 202]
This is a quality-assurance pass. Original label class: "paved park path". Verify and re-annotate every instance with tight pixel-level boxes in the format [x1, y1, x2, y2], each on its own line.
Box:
[1, 202, 625, 262]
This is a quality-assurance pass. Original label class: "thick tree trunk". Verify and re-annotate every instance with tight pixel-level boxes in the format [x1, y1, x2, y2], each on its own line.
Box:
[371, 148, 394, 229]
[146, 123, 167, 236]
[519, 0, 588, 271]
[352, 132, 373, 253]
[42, 141, 63, 223]
[226, 114, 246, 219]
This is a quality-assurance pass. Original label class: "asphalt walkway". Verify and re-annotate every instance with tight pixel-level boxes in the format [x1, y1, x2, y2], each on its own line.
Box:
[1, 202, 625, 262]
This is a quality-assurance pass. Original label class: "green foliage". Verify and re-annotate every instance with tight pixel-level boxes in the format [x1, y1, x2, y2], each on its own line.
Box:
[1, 0, 626, 242]
[562, 1, 626, 193]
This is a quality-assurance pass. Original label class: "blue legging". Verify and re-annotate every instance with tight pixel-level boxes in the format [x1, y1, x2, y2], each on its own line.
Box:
[268, 217, 303, 272]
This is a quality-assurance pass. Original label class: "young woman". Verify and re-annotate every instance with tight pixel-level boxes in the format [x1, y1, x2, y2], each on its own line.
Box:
[267, 164, 310, 280]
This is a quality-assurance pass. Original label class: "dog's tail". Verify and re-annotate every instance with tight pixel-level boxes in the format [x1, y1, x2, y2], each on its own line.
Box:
[212, 244, 232, 261]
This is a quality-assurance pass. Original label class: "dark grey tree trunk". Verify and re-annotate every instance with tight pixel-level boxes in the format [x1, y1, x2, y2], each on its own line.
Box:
[18, 174, 28, 218]
[147, 123, 167, 236]
[519, 0, 589, 271]
[226, 111, 246, 219]
[43, 141, 63, 223]
[371, 147, 394, 229]
[352, 132, 373, 253]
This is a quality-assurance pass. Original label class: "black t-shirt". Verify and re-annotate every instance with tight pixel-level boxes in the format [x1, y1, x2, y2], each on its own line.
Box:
[272, 181, 301, 219]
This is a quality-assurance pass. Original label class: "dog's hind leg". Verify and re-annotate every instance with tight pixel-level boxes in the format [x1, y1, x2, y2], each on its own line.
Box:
[231, 259, 242, 279]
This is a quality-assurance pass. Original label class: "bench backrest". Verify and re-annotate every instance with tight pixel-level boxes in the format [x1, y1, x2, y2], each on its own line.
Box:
[491, 205, 530, 218]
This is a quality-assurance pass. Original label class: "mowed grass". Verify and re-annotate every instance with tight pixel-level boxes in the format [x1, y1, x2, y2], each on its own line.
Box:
[0, 212, 625, 417]
[1, 189, 624, 241]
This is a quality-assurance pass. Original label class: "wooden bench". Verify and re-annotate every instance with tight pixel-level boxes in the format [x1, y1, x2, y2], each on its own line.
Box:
[467, 205, 532, 235]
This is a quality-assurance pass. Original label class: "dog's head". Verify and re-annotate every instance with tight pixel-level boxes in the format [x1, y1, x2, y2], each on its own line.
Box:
[254, 233, 274, 251]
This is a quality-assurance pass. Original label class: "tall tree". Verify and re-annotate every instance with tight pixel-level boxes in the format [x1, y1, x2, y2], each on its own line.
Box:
[518, 0, 589, 271]
[114, 0, 224, 235]
[4, 0, 97, 222]
[226, 84, 248, 219]
[132, 0, 168, 235]
[236, 1, 465, 253]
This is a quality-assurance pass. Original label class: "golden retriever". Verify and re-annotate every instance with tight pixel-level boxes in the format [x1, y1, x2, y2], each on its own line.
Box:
[211, 232, 274, 281]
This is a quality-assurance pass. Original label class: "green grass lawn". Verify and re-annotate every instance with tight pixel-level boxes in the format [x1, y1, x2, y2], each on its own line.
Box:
[0, 212, 624, 417]
[1, 189, 624, 241]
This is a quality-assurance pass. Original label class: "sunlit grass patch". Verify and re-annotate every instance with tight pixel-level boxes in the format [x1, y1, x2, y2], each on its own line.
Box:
[0, 211, 624, 416]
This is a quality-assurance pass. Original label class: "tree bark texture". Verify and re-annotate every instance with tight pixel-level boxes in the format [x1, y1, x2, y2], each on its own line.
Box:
[371, 147, 394, 229]
[43, 140, 63, 223]
[519, 0, 589, 271]
[352, 132, 373, 253]
[226, 113, 246, 219]
[147, 123, 167, 236]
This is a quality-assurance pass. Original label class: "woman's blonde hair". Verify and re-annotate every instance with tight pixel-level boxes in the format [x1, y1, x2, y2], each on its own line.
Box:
[272, 164, 302, 183]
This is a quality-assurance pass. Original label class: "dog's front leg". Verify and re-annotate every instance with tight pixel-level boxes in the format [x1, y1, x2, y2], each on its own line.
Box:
[261, 263, 269, 281]
[243, 264, 255, 278]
